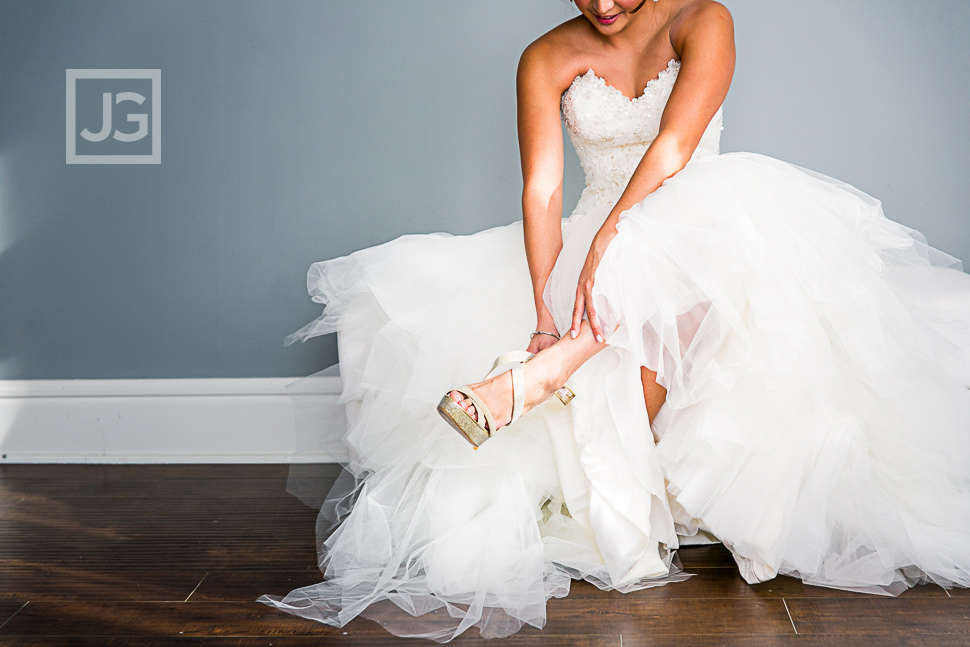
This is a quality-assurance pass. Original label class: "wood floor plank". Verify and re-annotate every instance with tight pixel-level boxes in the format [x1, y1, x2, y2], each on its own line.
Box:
[2, 463, 967, 645]
[0, 491, 321, 568]
[542, 597, 795, 636]
[0, 499, 320, 536]
[619, 636, 970, 647]
[0, 497, 23, 517]
[0, 598, 790, 638]
[565, 569, 960, 600]
[0, 598, 28, 631]
[0, 549, 320, 572]
[193, 568, 327, 602]
[0, 493, 318, 516]
[0, 533, 319, 565]
[0, 599, 436, 638]
[0, 477, 337, 500]
[204, 567, 955, 605]
[0, 464, 296, 480]
[0, 635, 616, 646]
[672, 544, 736, 568]
[0, 563, 205, 601]
[786, 597, 970, 635]
[2, 638, 970, 647]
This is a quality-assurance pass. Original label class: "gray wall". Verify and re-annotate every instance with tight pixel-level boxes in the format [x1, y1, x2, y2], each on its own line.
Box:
[1, 0, 967, 380]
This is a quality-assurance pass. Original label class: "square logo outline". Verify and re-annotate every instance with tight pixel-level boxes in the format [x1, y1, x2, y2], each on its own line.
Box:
[66, 68, 161, 164]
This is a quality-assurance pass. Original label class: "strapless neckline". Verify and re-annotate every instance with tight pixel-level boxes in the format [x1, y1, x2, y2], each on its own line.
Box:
[559, 55, 724, 215]
[569, 57, 680, 103]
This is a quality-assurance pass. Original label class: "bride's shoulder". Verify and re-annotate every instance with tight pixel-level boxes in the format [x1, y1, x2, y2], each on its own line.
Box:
[518, 17, 596, 93]
[670, 1, 734, 56]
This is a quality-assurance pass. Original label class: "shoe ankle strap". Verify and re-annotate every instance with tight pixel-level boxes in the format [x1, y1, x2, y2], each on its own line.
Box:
[483, 350, 535, 380]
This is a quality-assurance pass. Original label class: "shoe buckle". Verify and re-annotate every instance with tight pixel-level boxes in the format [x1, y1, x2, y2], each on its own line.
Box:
[554, 385, 575, 405]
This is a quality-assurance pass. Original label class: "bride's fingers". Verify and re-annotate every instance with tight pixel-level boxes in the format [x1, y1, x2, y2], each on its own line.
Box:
[584, 281, 606, 343]
[570, 289, 585, 339]
[587, 297, 604, 344]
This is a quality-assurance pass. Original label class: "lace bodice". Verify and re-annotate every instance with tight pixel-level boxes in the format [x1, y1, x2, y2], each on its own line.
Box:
[561, 58, 723, 215]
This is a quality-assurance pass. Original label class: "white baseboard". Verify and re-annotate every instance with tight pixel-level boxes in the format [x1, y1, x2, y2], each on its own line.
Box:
[0, 377, 344, 464]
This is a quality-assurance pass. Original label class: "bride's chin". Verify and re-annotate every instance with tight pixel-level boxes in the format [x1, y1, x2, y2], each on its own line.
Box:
[585, 15, 628, 32]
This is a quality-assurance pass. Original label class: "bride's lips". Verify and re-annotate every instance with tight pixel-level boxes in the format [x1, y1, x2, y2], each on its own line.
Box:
[592, 11, 621, 25]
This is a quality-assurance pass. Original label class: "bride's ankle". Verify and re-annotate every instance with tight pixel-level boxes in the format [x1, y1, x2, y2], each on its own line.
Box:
[524, 348, 569, 403]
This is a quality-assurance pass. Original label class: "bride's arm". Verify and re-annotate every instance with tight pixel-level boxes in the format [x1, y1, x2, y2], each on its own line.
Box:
[516, 41, 569, 345]
[571, 2, 737, 342]
[608, 5, 735, 231]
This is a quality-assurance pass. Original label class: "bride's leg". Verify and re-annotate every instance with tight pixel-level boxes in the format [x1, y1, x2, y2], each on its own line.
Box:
[640, 366, 667, 425]
[448, 318, 607, 429]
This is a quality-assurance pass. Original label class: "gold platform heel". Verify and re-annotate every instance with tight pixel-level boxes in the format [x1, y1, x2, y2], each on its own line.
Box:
[436, 350, 576, 449]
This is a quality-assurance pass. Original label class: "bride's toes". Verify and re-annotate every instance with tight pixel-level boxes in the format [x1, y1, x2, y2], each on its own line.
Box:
[448, 390, 479, 421]
[448, 374, 517, 430]
[449, 390, 466, 407]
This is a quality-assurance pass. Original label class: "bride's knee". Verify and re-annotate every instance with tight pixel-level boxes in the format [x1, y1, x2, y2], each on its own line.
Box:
[639, 366, 667, 425]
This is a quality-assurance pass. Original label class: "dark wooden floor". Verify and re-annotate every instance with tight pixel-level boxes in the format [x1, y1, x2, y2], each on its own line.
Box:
[0, 464, 967, 646]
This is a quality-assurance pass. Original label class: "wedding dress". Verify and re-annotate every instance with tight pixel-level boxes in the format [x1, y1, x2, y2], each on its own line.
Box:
[257, 58, 970, 641]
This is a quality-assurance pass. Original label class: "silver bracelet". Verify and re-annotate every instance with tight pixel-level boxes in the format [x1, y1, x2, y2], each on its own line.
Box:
[530, 330, 560, 340]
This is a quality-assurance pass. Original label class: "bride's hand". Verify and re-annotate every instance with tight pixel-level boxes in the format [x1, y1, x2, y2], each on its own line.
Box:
[527, 328, 559, 354]
[527, 308, 560, 354]
[571, 228, 617, 343]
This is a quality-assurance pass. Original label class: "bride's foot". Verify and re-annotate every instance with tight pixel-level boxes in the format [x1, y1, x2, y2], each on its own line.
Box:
[448, 348, 566, 432]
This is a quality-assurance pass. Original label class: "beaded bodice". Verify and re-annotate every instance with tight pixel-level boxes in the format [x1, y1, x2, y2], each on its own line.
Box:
[560, 58, 723, 215]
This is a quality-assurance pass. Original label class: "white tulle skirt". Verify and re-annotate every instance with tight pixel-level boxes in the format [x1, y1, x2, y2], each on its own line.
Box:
[257, 151, 970, 641]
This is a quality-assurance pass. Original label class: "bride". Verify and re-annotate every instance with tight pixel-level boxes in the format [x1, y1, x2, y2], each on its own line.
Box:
[258, 0, 970, 641]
